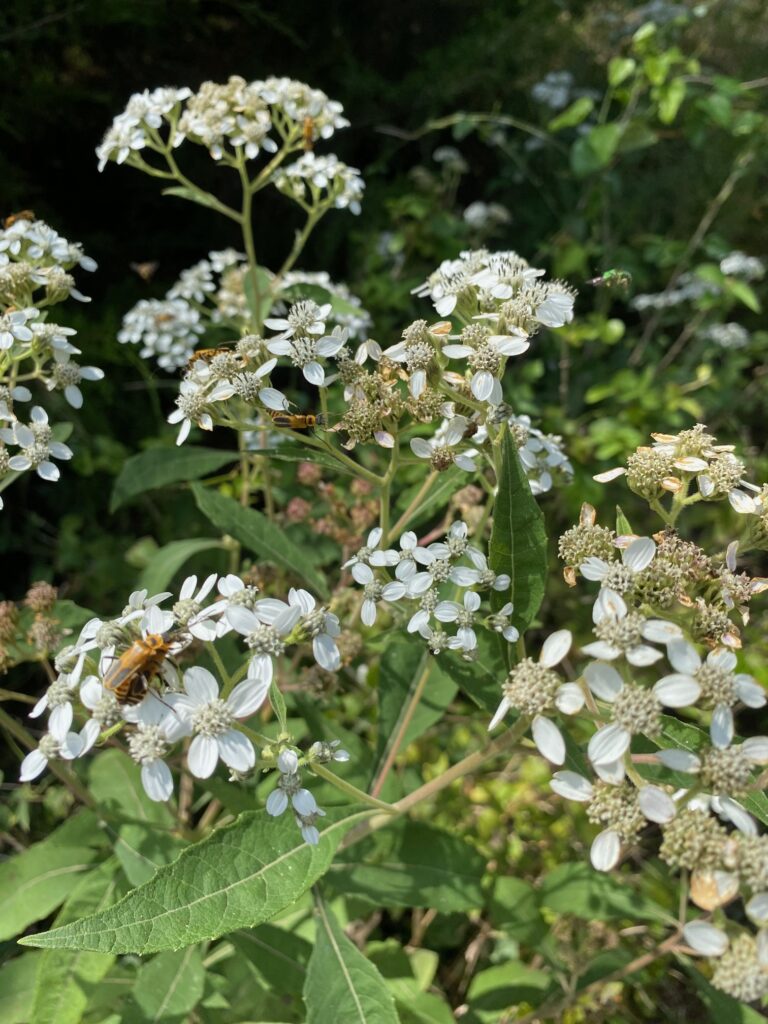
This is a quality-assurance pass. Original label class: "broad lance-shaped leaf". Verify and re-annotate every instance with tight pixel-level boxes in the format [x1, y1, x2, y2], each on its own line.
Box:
[110, 446, 237, 512]
[129, 947, 205, 1021]
[19, 808, 372, 954]
[89, 749, 185, 886]
[327, 820, 486, 912]
[138, 538, 224, 596]
[192, 483, 329, 597]
[29, 860, 118, 1024]
[490, 432, 548, 638]
[0, 812, 105, 942]
[304, 898, 399, 1024]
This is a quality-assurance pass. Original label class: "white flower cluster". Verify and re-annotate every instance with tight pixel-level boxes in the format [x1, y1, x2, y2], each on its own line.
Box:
[595, 424, 760, 515]
[120, 251, 370, 372]
[20, 574, 345, 844]
[97, 76, 349, 170]
[413, 248, 576, 326]
[485, 437, 768, 1002]
[700, 321, 750, 350]
[273, 153, 365, 214]
[0, 217, 103, 509]
[345, 521, 517, 652]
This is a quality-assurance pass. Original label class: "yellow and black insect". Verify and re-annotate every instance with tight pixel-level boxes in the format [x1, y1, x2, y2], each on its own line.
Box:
[102, 633, 174, 705]
[586, 269, 633, 290]
[302, 115, 315, 151]
[4, 210, 35, 229]
[269, 410, 327, 430]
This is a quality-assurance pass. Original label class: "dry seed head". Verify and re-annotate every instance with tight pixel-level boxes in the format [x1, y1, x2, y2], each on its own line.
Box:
[25, 581, 58, 613]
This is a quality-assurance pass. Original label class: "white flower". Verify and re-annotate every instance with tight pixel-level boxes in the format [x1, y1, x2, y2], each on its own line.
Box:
[0, 307, 38, 350]
[266, 323, 345, 387]
[266, 749, 318, 817]
[448, 547, 510, 592]
[47, 352, 104, 409]
[585, 660, 699, 774]
[343, 527, 389, 571]
[172, 573, 225, 640]
[264, 300, 332, 340]
[582, 588, 680, 667]
[489, 629, 577, 765]
[350, 563, 407, 626]
[370, 530, 432, 580]
[168, 378, 236, 445]
[536, 290, 575, 328]
[2, 406, 73, 482]
[19, 715, 84, 782]
[663, 639, 765, 742]
[118, 297, 204, 372]
[683, 921, 729, 957]
[169, 667, 267, 778]
[410, 416, 478, 473]
[581, 536, 656, 588]
[126, 693, 189, 802]
[434, 591, 481, 651]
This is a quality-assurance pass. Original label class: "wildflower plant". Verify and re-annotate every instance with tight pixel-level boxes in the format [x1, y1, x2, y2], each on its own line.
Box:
[0, 214, 102, 508]
[2, 68, 768, 1023]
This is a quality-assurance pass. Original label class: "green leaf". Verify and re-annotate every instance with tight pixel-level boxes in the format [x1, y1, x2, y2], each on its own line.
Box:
[29, 860, 118, 1024]
[657, 78, 687, 124]
[89, 749, 185, 886]
[615, 505, 634, 535]
[608, 57, 637, 86]
[570, 123, 623, 176]
[539, 863, 670, 923]
[435, 631, 505, 713]
[111, 446, 237, 512]
[20, 808, 372, 953]
[192, 483, 329, 596]
[130, 947, 206, 1021]
[328, 821, 486, 912]
[161, 185, 228, 214]
[304, 899, 399, 1024]
[0, 812, 104, 941]
[724, 277, 762, 313]
[0, 954, 42, 1024]
[231, 925, 312, 993]
[488, 877, 547, 945]
[138, 538, 224, 595]
[373, 643, 457, 776]
[548, 97, 594, 132]
[490, 433, 548, 637]
[467, 962, 552, 1016]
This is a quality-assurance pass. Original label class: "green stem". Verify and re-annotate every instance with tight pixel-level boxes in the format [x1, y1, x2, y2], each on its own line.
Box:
[276, 210, 321, 280]
[311, 762, 397, 814]
[208, 643, 234, 693]
[378, 442, 400, 542]
[369, 654, 433, 798]
[343, 715, 532, 849]
[388, 470, 439, 542]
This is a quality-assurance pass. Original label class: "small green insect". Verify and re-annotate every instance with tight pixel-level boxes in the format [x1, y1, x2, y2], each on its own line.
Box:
[586, 269, 633, 290]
